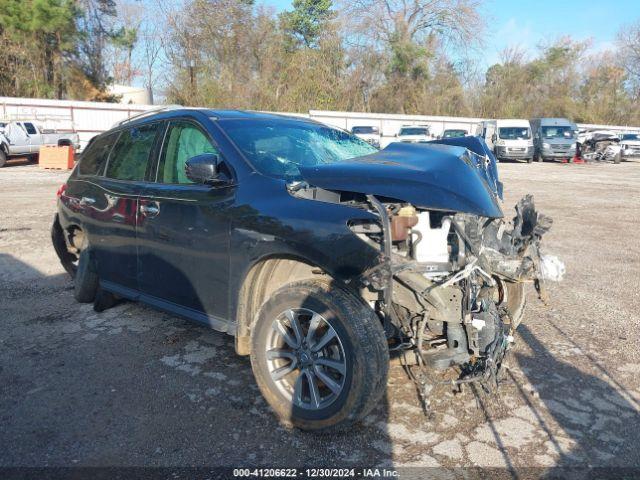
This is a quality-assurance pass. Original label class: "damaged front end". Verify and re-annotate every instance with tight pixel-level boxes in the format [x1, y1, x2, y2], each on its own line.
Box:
[355, 194, 559, 405]
[295, 141, 563, 407]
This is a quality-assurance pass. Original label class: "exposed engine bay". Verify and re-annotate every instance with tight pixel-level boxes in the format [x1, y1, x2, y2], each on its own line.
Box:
[578, 131, 623, 163]
[290, 139, 563, 408]
[352, 194, 560, 406]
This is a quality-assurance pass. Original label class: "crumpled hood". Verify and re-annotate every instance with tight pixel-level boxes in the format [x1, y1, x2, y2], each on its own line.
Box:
[298, 142, 504, 218]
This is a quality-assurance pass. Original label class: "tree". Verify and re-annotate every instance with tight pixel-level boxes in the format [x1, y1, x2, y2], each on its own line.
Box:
[280, 0, 334, 49]
[75, 0, 120, 96]
[343, 0, 484, 114]
[0, 0, 78, 98]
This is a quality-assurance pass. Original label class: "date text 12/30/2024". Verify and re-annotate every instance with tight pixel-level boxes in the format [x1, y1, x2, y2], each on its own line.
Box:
[233, 468, 399, 478]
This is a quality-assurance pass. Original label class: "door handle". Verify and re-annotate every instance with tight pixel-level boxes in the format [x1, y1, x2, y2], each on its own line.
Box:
[80, 196, 96, 206]
[140, 202, 160, 217]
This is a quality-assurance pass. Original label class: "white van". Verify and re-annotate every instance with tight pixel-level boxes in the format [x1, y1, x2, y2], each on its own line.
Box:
[480, 119, 534, 163]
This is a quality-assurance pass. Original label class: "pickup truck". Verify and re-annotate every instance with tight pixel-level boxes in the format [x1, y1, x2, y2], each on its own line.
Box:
[0, 121, 79, 167]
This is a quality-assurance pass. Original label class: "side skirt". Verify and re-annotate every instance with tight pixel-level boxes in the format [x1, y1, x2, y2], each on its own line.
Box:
[100, 280, 235, 335]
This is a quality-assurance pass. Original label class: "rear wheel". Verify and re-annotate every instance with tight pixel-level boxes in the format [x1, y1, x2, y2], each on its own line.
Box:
[51, 217, 78, 278]
[250, 279, 389, 431]
[614, 151, 622, 164]
[0, 149, 6, 168]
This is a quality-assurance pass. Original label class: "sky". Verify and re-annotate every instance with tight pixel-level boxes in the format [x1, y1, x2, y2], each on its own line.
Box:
[264, 0, 640, 67]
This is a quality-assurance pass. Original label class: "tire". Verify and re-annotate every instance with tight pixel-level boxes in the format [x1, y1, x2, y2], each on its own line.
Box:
[614, 152, 622, 164]
[527, 157, 533, 164]
[74, 248, 98, 303]
[0, 149, 6, 168]
[250, 279, 389, 431]
[51, 217, 78, 278]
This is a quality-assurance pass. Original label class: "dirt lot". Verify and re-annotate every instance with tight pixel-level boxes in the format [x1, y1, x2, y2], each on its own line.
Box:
[1, 160, 639, 473]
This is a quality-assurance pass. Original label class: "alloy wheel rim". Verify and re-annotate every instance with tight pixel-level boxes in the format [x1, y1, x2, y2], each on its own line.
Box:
[265, 308, 347, 411]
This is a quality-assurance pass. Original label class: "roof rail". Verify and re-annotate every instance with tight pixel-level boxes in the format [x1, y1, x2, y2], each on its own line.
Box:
[113, 104, 183, 127]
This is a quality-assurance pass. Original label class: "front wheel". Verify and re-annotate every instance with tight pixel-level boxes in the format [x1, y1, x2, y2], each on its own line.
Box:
[250, 279, 389, 431]
[0, 149, 6, 168]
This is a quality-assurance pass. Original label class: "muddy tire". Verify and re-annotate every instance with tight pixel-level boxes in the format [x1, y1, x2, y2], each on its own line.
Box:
[0, 149, 6, 168]
[250, 279, 389, 432]
[74, 248, 98, 303]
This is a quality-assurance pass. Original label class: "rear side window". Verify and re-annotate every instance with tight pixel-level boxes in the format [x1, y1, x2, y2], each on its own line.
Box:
[106, 123, 161, 181]
[78, 132, 119, 176]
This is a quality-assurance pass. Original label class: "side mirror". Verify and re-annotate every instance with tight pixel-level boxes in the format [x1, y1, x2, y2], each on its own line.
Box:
[185, 153, 221, 185]
[491, 133, 497, 142]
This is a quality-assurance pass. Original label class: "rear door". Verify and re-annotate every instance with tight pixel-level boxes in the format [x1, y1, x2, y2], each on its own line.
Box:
[91, 121, 164, 292]
[136, 118, 234, 323]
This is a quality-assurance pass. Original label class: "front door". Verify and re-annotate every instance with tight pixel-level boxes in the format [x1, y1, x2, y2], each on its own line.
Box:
[7, 123, 30, 154]
[137, 119, 234, 324]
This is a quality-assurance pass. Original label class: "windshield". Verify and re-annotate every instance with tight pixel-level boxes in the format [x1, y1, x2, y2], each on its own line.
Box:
[219, 118, 378, 180]
[541, 126, 575, 139]
[351, 126, 378, 134]
[443, 130, 466, 138]
[399, 127, 429, 136]
[498, 127, 531, 140]
[622, 133, 640, 141]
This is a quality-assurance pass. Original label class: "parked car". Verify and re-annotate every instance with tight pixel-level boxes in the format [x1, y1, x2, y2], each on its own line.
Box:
[0, 121, 79, 167]
[530, 118, 577, 162]
[620, 132, 640, 160]
[441, 129, 467, 139]
[396, 125, 432, 143]
[350, 125, 380, 147]
[52, 108, 556, 431]
[488, 119, 534, 163]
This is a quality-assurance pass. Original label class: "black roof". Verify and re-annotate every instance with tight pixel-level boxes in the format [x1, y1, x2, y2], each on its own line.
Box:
[117, 107, 316, 130]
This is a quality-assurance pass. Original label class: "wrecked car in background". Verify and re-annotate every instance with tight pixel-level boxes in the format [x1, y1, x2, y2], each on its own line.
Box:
[52, 109, 561, 432]
[578, 130, 623, 163]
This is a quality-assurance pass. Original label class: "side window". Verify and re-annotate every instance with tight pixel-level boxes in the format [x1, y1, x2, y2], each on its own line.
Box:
[157, 121, 219, 184]
[106, 123, 161, 181]
[24, 122, 37, 135]
[78, 132, 120, 176]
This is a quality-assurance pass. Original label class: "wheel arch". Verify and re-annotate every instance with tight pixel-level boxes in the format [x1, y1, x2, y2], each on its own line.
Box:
[234, 254, 334, 355]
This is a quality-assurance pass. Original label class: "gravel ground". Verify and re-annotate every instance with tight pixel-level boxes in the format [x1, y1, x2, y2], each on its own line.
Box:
[1, 160, 639, 474]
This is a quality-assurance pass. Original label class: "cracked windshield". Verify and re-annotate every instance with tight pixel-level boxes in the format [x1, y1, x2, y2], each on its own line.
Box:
[219, 119, 378, 179]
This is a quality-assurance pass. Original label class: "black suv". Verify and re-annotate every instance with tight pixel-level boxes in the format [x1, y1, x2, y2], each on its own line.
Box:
[52, 108, 553, 431]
